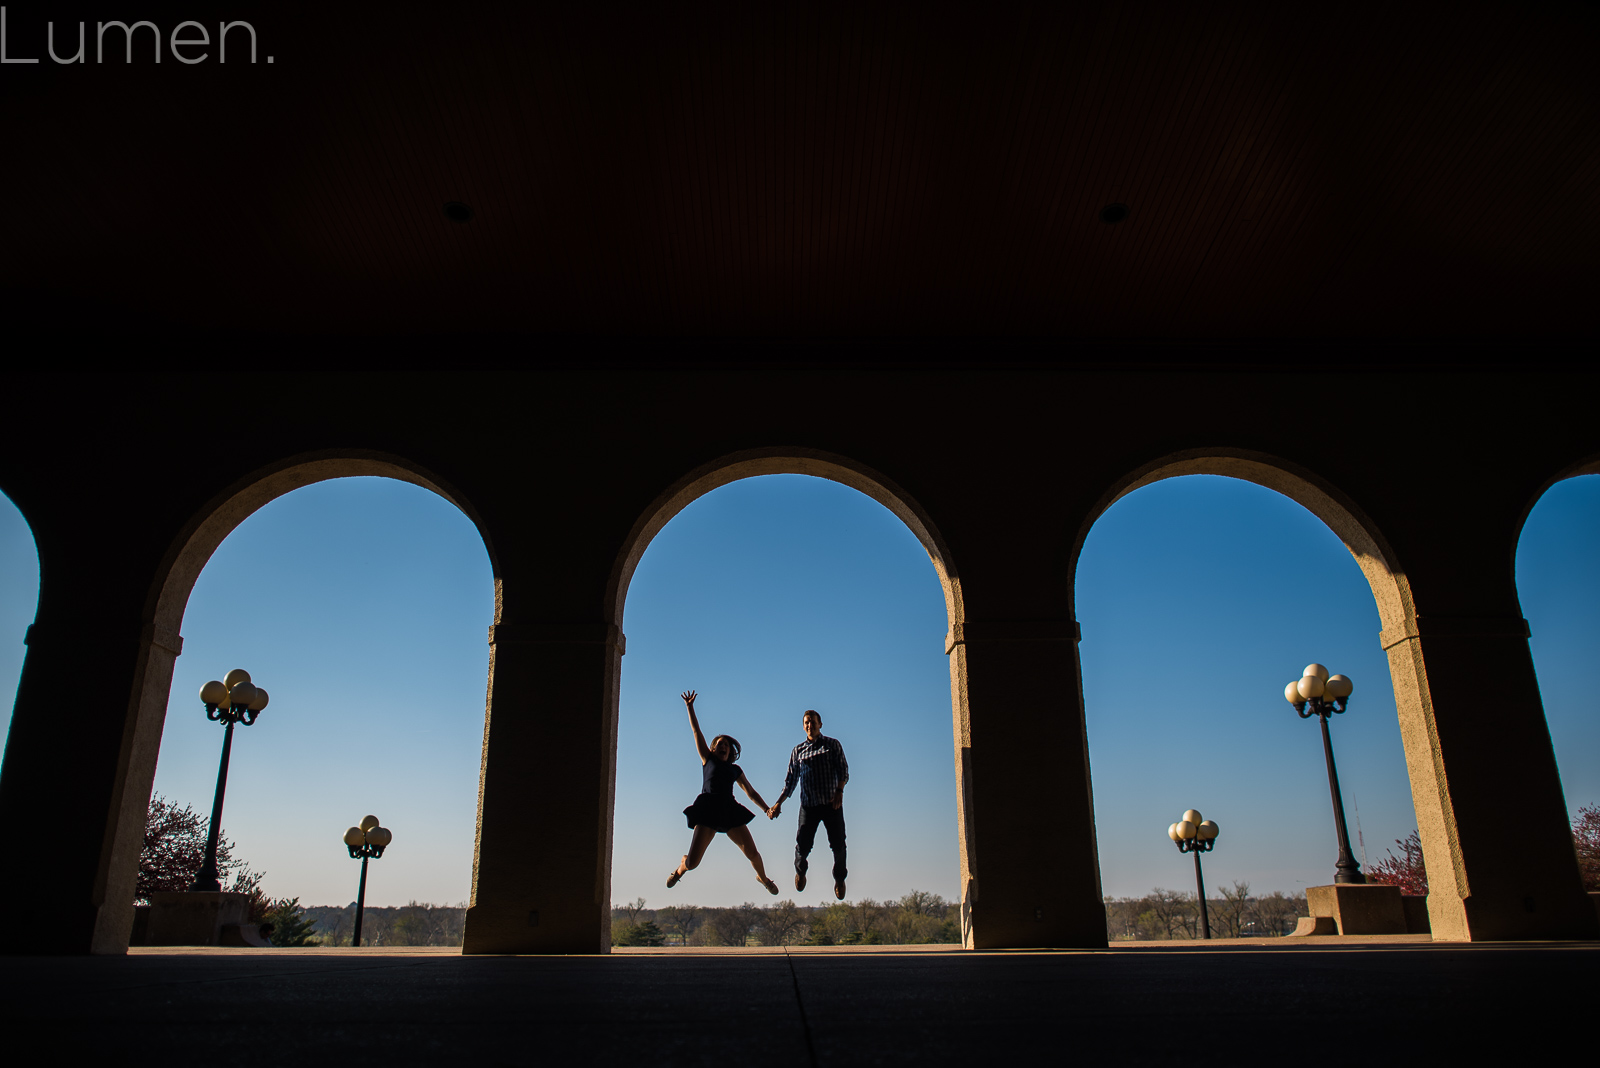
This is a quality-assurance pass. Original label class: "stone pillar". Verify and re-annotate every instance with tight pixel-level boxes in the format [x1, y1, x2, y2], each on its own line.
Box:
[1385, 616, 1598, 940]
[462, 623, 623, 954]
[0, 615, 180, 955]
[950, 620, 1105, 948]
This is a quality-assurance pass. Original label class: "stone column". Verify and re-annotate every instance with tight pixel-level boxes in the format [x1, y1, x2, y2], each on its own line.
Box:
[462, 623, 623, 954]
[0, 614, 180, 955]
[1385, 616, 1598, 940]
[950, 620, 1105, 948]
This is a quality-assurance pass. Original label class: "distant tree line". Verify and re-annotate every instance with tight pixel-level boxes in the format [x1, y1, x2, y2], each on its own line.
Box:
[145, 791, 1600, 950]
[611, 890, 962, 947]
[1103, 883, 1308, 940]
[303, 902, 467, 946]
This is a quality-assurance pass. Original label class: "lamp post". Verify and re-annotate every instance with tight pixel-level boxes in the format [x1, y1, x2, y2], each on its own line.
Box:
[1284, 663, 1363, 884]
[344, 815, 392, 947]
[191, 669, 269, 892]
[1168, 809, 1220, 939]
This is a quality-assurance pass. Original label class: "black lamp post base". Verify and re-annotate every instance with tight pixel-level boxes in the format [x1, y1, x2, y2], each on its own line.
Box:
[188, 864, 223, 893]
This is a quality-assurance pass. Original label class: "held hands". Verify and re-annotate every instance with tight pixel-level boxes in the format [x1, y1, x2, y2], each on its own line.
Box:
[766, 804, 782, 820]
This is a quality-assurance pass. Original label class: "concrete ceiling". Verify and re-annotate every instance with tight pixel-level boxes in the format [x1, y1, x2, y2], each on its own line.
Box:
[3, 2, 1596, 345]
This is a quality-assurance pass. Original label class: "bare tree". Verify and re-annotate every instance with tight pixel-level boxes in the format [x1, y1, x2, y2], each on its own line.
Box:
[616, 897, 648, 926]
[758, 900, 809, 945]
[846, 898, 887, 942]
[1145, 889, 1194, 939]
[1250, 891, 1301, 936]
[898, 890, 946, 915]
[706, 904, 761, 946]
[1215, 881, 1251, 938]
[656, 905, 699, 945]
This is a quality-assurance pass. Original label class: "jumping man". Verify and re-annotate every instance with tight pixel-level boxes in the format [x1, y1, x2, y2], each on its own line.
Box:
[767, 709, 850, 899]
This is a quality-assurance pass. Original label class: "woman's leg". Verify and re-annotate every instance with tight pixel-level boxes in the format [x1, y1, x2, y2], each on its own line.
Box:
[725, 825, 771, 881]
[673, 825, 718, 877]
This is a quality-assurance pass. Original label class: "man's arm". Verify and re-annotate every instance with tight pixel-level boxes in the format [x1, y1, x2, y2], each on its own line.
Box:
[836, 740, 849, 788]
[769, 747, 800, 818]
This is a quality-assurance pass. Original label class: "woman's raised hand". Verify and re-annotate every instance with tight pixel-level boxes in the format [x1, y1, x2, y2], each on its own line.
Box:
[681, 690, 697, 706]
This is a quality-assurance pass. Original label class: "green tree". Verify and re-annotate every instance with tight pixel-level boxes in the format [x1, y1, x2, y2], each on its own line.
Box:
[890, 890, 949, 943]
[614, 921, 666, 947]
[264, 897, 318, 947]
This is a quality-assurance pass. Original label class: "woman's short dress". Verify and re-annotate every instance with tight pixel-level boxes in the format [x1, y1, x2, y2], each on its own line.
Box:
[683, 755, 755, 832]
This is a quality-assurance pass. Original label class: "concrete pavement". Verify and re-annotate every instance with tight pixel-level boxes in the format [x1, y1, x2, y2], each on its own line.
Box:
[4, 941, 1590, 1065]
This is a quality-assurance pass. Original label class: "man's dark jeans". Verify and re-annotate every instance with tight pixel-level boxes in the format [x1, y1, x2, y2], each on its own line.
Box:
[795, 803, 847, 884]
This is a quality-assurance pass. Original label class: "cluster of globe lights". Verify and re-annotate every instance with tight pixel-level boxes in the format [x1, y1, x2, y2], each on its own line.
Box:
[1168, 809, 1219, 850]
[1284, 663, 1354, 711]
[345, 815, 393, 858]
[198, 669, 270, 723]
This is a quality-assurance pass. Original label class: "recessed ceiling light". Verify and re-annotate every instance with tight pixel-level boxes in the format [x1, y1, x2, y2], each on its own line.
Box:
[444, 201, 474, 223]
[1099, 203, 1129, 224]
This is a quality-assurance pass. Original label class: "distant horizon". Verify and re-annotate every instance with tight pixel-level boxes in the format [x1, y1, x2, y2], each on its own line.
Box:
[2, 474, 1595, 909]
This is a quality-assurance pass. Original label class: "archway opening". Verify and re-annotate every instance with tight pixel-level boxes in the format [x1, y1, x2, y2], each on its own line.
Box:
[0, 489, 40, 751]
[613, 472, 960, 945]
[1514, 472, 1600, 883]
[1076, 473, 1418, 939]
[149, 477, 494, 929]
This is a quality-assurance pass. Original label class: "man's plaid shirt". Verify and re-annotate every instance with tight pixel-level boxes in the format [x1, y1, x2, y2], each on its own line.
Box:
[778, 735, 850, 808]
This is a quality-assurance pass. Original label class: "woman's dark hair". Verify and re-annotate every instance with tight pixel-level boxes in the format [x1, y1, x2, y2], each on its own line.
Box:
[710, 734, 742, 762]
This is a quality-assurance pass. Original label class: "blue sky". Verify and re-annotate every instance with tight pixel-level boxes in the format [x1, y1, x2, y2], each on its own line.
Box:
[0, 472, 1595, 908]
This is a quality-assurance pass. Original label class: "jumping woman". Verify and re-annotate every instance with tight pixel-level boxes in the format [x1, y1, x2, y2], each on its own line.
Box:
[666, 690, 780, 895]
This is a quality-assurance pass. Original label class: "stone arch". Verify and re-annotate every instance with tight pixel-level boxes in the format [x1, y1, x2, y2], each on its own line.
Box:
[1068, 448, 1487, 937]
[0, 484, 41, 709]
[1510, 452, 1600, 825]
[97, 450, 498, 953]
[1512, 451, 1600, 555]
[607, 447, 961, 631]
[603, 447, 975, 940]
[1071, 447, 1416, 639]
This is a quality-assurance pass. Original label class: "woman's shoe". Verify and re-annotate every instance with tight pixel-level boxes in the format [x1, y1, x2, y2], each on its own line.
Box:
[667, 870, 683, 888]
[759, 876, 779, 896]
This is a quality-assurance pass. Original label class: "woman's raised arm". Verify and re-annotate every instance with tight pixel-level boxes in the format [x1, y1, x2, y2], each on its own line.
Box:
[682, 690, 711, 764]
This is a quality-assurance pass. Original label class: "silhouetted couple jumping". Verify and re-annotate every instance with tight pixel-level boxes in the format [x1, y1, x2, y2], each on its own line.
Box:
[666, 691, 851, 900]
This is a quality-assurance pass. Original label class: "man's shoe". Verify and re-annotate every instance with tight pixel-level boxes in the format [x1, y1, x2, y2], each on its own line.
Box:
[834, 879, 846, 900]
[795, 871, 807, 892]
